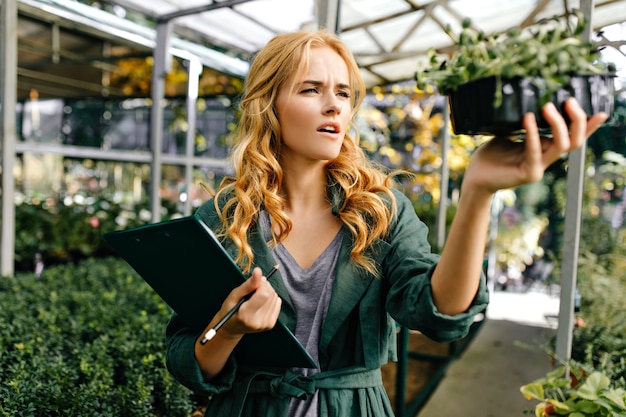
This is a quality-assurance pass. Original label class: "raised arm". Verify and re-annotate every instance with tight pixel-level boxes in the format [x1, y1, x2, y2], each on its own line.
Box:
[430, 98, 608, 315]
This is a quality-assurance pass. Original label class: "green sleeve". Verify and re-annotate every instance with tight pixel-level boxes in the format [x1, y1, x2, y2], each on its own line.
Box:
[383, 189, 489, 342]
[165, 312, 238, 395]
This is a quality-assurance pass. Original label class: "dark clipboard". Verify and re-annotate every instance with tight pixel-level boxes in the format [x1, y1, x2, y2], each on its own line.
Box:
[103, 215, 317, 369]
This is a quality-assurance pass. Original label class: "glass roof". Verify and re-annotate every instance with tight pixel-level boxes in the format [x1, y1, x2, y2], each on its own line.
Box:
[106, 0, 626, 88]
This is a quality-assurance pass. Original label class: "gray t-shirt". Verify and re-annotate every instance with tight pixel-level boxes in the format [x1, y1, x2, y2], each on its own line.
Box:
[259, 211, 342, 417]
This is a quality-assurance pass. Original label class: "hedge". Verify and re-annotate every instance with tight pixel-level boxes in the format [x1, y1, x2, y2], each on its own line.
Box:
[0, 257, 200, 416]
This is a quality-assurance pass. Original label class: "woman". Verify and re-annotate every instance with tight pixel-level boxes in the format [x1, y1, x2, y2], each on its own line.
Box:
[165, 30, 607, 416]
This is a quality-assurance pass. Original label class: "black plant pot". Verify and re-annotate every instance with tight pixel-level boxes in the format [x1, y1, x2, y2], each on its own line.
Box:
[448, 74, 614, 136]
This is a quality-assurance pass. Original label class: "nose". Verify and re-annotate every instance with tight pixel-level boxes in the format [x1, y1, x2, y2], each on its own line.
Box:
[324, 102, 342, 115]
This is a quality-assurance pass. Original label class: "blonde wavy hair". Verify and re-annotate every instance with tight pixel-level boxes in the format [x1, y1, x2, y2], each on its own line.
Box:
[214, 29, 399, 275]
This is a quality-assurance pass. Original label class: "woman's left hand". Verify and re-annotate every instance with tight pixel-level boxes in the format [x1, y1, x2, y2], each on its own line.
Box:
[463, 98, 608, 196]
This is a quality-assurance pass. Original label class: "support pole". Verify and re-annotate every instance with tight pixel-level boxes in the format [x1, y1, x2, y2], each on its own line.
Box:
[436, 104, 450, 250]
[317, 0, 341, 33]
[149, 21, 172, 223]
[1, 0, 17, 277]
[555, 0, 594, 362]
[486, 192, 501, 293]
[183, 56, 201, 216]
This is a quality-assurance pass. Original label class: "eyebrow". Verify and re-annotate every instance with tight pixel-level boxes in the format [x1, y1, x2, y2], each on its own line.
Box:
[302, 80, 351, 90]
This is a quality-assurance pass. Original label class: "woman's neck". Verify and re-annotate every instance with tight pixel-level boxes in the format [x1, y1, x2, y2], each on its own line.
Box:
[280, 165, 329, 215]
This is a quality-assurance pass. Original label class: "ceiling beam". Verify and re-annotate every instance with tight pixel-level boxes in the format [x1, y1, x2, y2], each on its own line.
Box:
[158, 0, 252, 22]
[520, 0, 552, 28]
[18, 67, 126, 96]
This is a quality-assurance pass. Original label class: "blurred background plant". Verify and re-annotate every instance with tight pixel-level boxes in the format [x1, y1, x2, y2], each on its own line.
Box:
[10, 192, 180, 272]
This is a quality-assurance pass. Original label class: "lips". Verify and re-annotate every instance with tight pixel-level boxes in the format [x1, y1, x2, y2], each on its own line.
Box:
[317, 122, 341, 134]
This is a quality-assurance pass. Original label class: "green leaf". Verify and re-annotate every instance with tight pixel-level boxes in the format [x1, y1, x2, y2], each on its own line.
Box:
[550, 398, 572, 413]
[521, 382, 545, 400]
[602, 388, 626, 409]
[571, 399, 601, 414]
[577, 372, 611, 400]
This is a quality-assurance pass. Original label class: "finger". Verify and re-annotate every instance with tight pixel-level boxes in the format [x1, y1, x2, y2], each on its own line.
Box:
[562, 98, 587, 150]
[585, 112, 609, 137]
[522, 111, 542, 165]
[247, 269, 279, 307]
[541, 102, 570, 158]
[250, 267, 265, 285]
[242, 285, 281, 331]
[233, 267, 264, 298]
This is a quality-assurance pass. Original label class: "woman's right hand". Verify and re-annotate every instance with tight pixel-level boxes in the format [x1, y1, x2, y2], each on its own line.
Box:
[195, 267, 282, 379]
[216, 267, 283, 338]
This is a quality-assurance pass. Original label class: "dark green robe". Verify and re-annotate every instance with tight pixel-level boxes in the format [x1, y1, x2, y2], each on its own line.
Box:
[166, 188, 489, 416]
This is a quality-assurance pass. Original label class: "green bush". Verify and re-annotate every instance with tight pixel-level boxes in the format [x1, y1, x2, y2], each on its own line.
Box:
[0, 257, 197, 416]
[11, 195, 181, 271]
[571, 249, 626, 384]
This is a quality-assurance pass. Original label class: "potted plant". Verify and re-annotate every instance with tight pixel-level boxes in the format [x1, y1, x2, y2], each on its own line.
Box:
[520, 360, 626, 416]
[415, 11, 616, 136]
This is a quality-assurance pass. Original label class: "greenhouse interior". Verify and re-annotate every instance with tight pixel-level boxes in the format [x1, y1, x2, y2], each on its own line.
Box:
[2, 0, 626, 416]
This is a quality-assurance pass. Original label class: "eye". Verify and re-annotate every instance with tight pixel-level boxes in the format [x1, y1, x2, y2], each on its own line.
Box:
[337, 90, 351, 98]
[301, 87, 319, 94]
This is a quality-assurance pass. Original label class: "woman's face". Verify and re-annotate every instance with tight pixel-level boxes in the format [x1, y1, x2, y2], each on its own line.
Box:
[275, 46, 352, 166]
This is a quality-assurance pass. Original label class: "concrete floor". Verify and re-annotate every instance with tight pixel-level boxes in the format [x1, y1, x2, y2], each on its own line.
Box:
[418, 285, 561, 417]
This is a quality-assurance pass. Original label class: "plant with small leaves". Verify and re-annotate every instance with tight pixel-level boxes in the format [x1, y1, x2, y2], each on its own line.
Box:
[415, 10, 615, 107]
